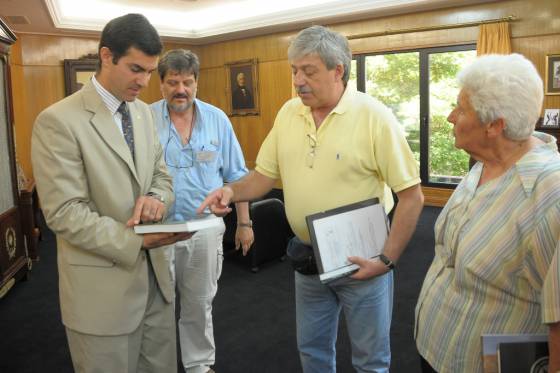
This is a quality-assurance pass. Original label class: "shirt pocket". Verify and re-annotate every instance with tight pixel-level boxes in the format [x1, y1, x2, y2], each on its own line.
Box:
[194, 143, 221, 189]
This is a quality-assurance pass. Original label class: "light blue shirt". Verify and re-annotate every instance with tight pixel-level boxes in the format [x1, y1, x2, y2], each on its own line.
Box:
[151, 99, 248, 220]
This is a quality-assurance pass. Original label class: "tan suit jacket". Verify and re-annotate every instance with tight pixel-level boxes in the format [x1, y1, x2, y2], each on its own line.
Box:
[32, 81, 174, 336]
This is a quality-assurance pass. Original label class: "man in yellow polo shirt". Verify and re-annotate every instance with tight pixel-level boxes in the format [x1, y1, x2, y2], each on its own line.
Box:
[199, 25, 423, 373]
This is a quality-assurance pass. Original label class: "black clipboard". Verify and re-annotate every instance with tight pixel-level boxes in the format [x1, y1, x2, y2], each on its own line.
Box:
[305, 198, 389, 283]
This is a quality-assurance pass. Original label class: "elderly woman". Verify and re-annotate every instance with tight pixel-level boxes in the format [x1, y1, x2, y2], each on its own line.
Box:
[415, 53, 560, 373]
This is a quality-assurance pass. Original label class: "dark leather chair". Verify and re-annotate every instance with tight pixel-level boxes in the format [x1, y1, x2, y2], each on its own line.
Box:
[247, 198, 293, 272]
[223, 195, 294, 272]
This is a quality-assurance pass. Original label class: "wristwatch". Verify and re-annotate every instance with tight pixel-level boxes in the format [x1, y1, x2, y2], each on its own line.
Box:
[378, 254, 395, 270]
[238, 220, 253, 228]
[146, 192, 164, 203]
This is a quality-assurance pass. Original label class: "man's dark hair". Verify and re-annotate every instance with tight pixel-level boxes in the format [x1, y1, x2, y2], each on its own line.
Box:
[158, 49, 200, 81]
[97, 13, 162, 69]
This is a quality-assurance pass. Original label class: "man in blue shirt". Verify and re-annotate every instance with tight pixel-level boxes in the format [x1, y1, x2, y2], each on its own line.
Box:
[151, 49, 254, 373]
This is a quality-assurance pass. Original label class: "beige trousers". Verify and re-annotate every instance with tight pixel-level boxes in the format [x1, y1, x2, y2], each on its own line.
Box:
[65, 261, 176, 373]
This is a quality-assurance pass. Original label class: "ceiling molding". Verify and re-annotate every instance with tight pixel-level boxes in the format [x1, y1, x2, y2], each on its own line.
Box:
[4, 0, 501, 44]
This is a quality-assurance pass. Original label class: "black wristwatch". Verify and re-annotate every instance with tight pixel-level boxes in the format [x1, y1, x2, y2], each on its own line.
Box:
[378, 254, 395, 270]
[146, 192, 164, 203]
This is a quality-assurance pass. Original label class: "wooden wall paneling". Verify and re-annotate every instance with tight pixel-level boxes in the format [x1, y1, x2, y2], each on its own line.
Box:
[337, 4, 493, 50]
[9, 63, 27, 174]
[507, 0, 560, 38]
[512, 34, 560, 111]
[16, 66, 65, 176]
[257, 60, 293, 117]
[138, 70, 163, 105]
[24, 65, 66, 116]
[162, 42, 199, 54]
[337, 0, 545, 42]
[198, 31, 293, 70]
[229, 116, 260, 170]
[19, 34, 98, 66]
[197, 65, 228, 109]
[244, 59, 293, 167]
[9, 38, 22, 65]
[422, 186, 454, 207]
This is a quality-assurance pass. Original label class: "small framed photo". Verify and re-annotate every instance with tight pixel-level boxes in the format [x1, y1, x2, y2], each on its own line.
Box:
[63, 56, 97, 96]
[543, 108, 560, 128]
[225, 59, 259, 116]
[545, 53, 560, 95]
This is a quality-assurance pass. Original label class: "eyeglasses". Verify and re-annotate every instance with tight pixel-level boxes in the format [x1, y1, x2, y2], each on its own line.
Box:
[306, 133, 318, 168]
[164, 127, 194, 168]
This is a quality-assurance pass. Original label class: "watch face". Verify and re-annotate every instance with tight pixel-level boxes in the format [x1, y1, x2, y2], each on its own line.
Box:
[148, 193, 164, 203]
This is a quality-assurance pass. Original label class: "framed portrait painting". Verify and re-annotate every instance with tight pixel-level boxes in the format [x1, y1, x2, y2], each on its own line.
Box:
[63, 56, 97, 96]
[545, 53, 560, 95]
[543, 108, 560, 128]
[225, 59, 259, 116]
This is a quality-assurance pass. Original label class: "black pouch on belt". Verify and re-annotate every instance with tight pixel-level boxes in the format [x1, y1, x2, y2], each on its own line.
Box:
[286, 236, 318, 275]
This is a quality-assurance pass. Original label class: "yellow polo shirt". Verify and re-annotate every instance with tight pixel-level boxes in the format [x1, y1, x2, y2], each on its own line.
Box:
[256, 86, 420, 243]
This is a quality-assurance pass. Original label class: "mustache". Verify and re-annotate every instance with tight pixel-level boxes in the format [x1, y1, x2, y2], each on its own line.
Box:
[173, 93, 189, 99]
[296, 86, 312, 94]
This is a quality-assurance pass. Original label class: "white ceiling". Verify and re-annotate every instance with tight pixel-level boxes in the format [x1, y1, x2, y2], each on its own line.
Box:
[1, 0, 499, 44]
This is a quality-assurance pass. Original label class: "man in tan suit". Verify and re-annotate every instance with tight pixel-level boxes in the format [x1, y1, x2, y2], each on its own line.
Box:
[31, 14, 189, 373]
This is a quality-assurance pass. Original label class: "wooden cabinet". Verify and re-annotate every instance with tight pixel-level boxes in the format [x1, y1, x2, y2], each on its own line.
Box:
[19, 179, 40, 261]
[0, 18, 29, 299]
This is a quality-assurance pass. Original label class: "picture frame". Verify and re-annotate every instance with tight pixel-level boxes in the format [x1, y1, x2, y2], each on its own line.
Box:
[543, 108, 560, 128]
[481, 334, 547, 373]
[63, 55, 97, 96]
[225, 58, 259, 116]
[545, 53, 560, 95]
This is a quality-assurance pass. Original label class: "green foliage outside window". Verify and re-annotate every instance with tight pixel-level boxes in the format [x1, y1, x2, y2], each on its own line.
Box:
[350, 50, 476, 182]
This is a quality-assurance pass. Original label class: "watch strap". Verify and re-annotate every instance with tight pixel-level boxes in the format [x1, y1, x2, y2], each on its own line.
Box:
[378, 254, 395, 270]
[238, 220, 253, 228]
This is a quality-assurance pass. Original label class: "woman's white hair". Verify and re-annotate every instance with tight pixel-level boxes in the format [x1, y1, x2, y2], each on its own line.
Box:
[458, 53, 543, 141]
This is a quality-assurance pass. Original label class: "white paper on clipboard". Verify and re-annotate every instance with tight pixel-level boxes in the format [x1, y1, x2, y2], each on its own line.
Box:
[306, 198, 389, 283]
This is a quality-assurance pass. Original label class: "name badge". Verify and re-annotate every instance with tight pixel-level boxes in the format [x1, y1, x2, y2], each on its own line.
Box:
[196, 151, 217, 162]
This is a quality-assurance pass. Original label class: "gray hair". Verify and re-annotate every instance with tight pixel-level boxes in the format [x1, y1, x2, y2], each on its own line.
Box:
[158, 49, 200, 81]
[288, 25, 352, 85]
[458, 53, 543, 141]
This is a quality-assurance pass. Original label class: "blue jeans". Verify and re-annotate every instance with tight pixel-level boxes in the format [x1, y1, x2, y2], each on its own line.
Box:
[295, 270, 393, 373]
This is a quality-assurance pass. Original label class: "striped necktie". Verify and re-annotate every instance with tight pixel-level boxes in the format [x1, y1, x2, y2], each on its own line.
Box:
[117, 102, 135, 160]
